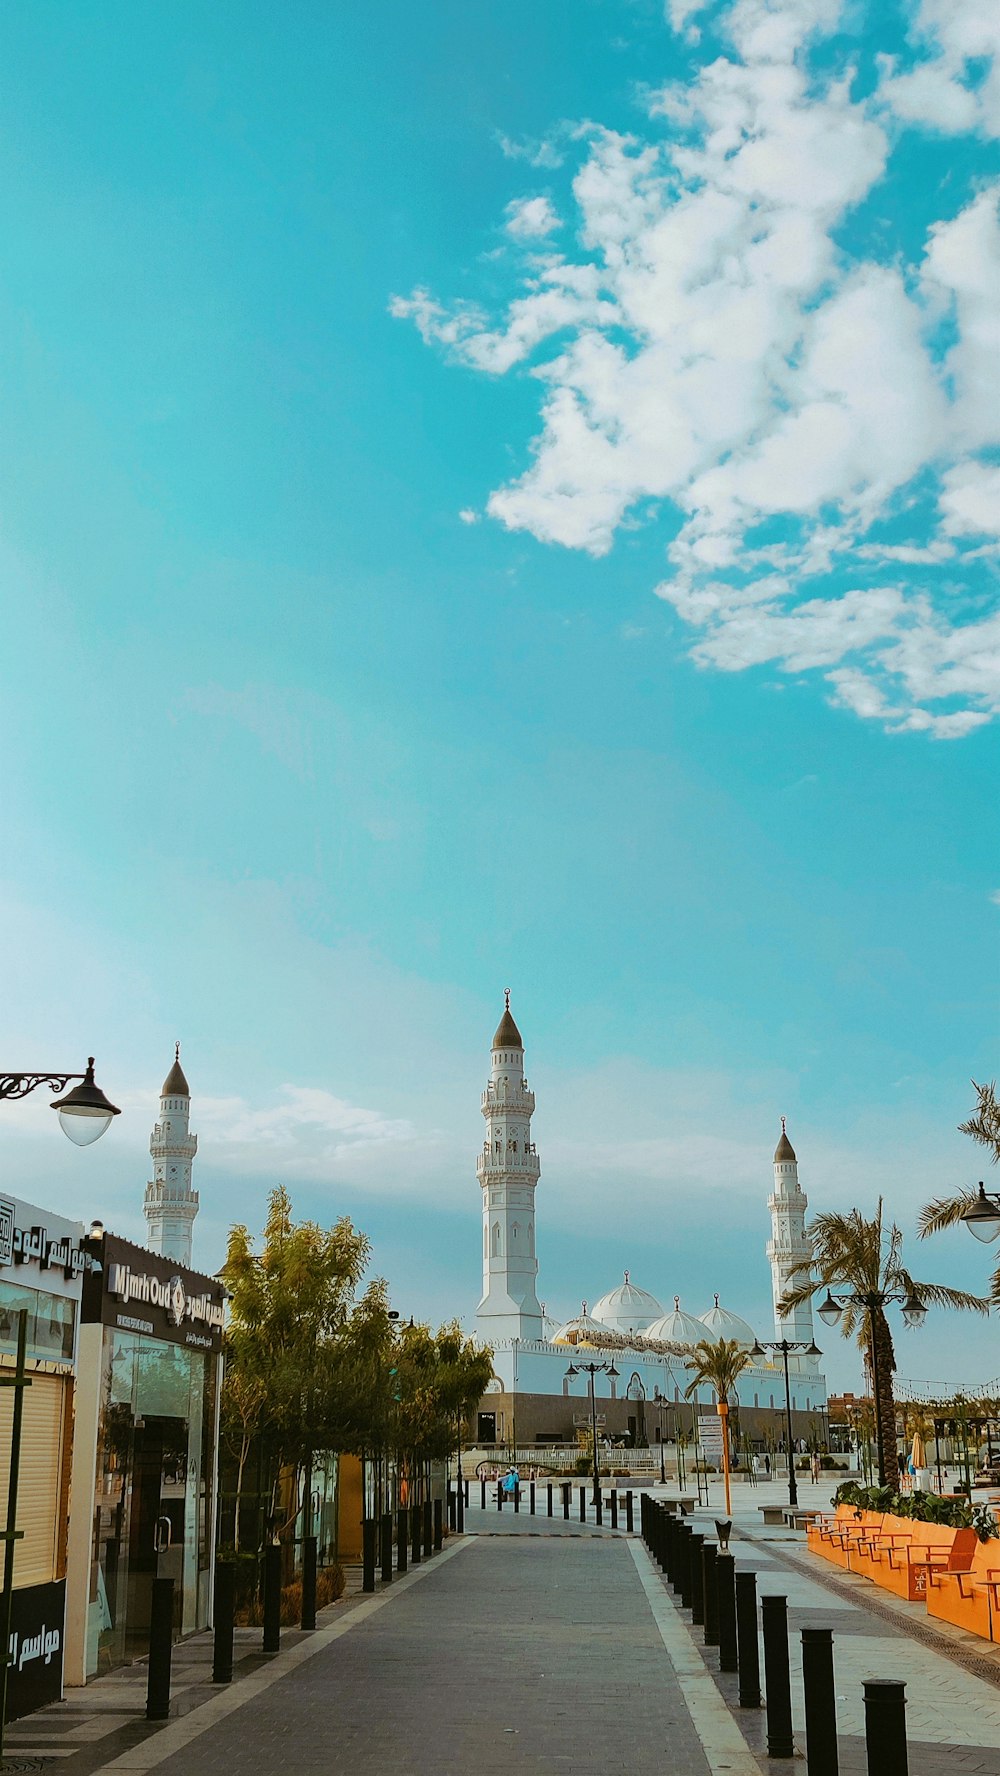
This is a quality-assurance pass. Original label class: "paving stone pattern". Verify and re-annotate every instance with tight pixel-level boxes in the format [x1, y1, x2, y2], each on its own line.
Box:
[153, 1537, 713, 1776]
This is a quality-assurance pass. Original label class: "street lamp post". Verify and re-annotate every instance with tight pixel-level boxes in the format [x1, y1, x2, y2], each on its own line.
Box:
[0, 1055, 118, 1765]
[816, 1288, 927, 1486]
[750, 1338, 823, 1509]
[565, 1360, 618, 1505]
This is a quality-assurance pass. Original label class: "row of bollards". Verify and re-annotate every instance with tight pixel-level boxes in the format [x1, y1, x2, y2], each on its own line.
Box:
[640, 1496, 910, 1775]
[474, 1478, 634, 1530]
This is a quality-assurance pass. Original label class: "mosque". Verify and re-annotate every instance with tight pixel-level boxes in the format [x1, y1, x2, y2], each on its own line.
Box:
[473, 996, 828, 1452]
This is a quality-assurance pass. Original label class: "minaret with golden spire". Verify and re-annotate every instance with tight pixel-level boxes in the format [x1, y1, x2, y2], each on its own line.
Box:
[476, 992, 543, 1342]
[144, 1043, 199, 1266]
[766, 1117, 817, 1366]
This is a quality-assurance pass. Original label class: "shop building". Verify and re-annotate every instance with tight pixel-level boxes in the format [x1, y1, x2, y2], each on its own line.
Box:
[64, 1232, 224, 1685]
[0, 1195, 95, 1720]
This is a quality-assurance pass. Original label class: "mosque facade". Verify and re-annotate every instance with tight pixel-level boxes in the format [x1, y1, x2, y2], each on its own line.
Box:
[473, 999, 828, 1452]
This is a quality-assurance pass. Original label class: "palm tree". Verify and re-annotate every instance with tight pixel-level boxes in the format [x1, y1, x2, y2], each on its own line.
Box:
[920, 1081, 1000, 1302]
[685, 1336, 754, 1515]
[780, 1201, 987, 1486]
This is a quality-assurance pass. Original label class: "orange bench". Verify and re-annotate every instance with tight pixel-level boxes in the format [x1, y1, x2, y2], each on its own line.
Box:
[926, 1537, 1000, 1639]
[807, 1507, 886, 1570]
[861, 1523, 977, 1601]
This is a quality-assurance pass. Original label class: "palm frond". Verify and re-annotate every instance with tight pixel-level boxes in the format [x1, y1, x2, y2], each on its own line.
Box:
[959, 1080, 1000, 1164]
[918, 1193, 978, 1238]
[902, 1278, 990, 1315]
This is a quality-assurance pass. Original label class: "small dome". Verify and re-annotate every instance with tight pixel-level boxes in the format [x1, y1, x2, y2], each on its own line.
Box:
[591, 1271, 663, 1335]
[698, 1294, 757, 1347]
[646, 1297, 705, 1345]
[774, 1117, 796, 1163]
[551, 1301, 606, 1346]
[492, 990, 523, 1051]
[161, 1044, 189, 1098]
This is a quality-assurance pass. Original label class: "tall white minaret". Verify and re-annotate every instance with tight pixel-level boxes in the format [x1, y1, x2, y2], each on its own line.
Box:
[766, 1118, 817, 1368]
[476, 993, 543, 1342]
[144, 1045, 199, 1266]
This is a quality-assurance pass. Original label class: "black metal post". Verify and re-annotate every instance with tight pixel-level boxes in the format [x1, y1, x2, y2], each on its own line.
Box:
[863, 1679, 907, 1775]
[146, 1576, 174, 1720]
[690, 1531, 705, 1624]
[802, 1627, 838, 1775]
[589, 1369, 601, 1507]
[263, 1545, 282, 1651]
[736, 1572, 761, 1707]
[702, 1543, 719, 1646]
[579, 1486, 586, 1522]
[302, 1534, 318, 1627]
[381, 1512, 393, 1583]
[562, 1481, 570, 1519]
[497, 1480, 504, 1511]
[680, 1523, 694, 1610]
[457, 1474, 465, 1531]
[464, 1478, 470, 1508]
[433, 1499, 443, 1551]
[396, 1507, 408, 1574]
[610, 1489, 618, 1530]
[448, 1488, 457, 1531]
[411, 1502, 421, 1564]
[213, 1561, 235, 1682]
[481, 1477, 487, 1510]
[782, 1344, 798, 1509]
[362, 1517, 376, 1593]
[595, 1485, 603, 1527]
[513, 1483, 520, 1514]
[0, 1310, 30, 1761]
[762, 1595, 794, 1758]
[423, 1497, 433, 1557]
[547, 1482, 553, 1517]
[717, 1552, 738, 1672]
[625, 1491, 633, 1532]
[530, 1481, 536, 1515]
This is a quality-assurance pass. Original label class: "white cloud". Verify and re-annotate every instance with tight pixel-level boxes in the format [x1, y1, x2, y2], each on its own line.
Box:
[458, 507, 480, 524]
[504, 195, 560, 239]
[939, 461, 1000, 536]
[990, 890, 1000, 906]
[394, 1, 1000, 736]
[878, 0, 1000, 138]
[497, 132, 565, 169]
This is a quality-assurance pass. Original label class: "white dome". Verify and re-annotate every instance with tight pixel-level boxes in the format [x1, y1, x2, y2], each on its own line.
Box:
[698, 1294, 757, 1347]
[591, 1272, 663, 1336]
[539, 1302, 562, 1342]
[646, 1297, 705, 1345]
[551, 1301, 606, 1346]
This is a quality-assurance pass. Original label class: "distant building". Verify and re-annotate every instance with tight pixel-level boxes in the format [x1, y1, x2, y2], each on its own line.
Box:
[473, 996, 828, 1451]
[143, 1045, 199, 1266]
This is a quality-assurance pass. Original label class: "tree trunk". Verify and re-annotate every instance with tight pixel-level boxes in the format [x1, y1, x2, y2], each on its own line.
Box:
[869, 1307, 897, 1487]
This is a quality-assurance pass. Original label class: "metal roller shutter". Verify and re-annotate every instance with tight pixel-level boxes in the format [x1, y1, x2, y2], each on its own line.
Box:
[0, 1373, 67, 1589]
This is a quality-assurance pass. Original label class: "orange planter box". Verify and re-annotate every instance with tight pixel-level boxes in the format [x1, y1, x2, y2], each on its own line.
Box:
[926, 1538, 1000, 1640]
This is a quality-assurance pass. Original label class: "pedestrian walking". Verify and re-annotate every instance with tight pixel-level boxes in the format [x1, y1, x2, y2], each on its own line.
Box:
[764, 1452, 771, 1478]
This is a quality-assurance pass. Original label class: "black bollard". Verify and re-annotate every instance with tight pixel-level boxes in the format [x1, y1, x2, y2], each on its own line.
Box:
[736, 1572, 761, 1707]
[397, 1507, 408, 1574]
[660, 1506, 673, 1575]
[302, 1534, 318, 1628]
[514, 1483, 520, 1514]
[498, 1481, 504, 1511]
[762, 1595, 794, 1758]
[595, 1488, 603, 1527]
[448, 1488, 456, 1531]
[641, 1492, 649, 1541]
[680, 1523, 694, 1609]
[530, 1481, 536, 1515]
[146, 1576, 174, 1720]
[362, 1517, 377, 1594]
[625, 1491, 633, 1533]
[411, 1502, 422, 1565]
[689, 1532, 705, 1625]
[263, 1545, 282, 1652]
[702, 1543, 719, 1646]
[579, 1486, 586, 1522]
[380, 1513, 393, 1585]
[717, 1552, 738, 1674]
[610, 1490, 618, 1530]
[802, 1628, 838, 1774]
[481, 1477, 487, 1510]
[213, 1561, 235, 1682]
[464, 1478, 470, 1508]
[423, 1498, 433, 1557]
[563, 1481, 571, 1519]
[548, 1482, 553, 1517]
[864, 1680, 907, 1776]
[457, 1480, 465, 1533]
[434, 1498, 443, 1550]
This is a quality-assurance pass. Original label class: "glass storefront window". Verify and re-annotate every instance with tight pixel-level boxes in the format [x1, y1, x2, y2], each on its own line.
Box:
[0, 1281, 75, 1363]
[88, 1331, 217, 1677]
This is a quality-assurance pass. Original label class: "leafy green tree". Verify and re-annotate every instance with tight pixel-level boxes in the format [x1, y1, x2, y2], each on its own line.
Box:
[781, 1201, 986, 1485]
[920, 1080, 1000, 1302]
[684, 1336, 753, 1514]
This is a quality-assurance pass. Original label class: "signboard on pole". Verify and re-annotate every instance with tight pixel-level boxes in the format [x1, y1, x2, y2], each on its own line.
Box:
[698, 1415, 725, 1460]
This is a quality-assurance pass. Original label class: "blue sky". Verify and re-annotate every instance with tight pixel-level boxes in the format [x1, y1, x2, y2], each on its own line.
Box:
[0, 0, 997, 1390]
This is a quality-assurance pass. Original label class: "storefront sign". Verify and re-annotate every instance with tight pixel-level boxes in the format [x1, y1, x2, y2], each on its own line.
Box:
[6, 1580, 65, 1720]
[0, 1198, 94, 1282]
[84, 1234, 225, 1351]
